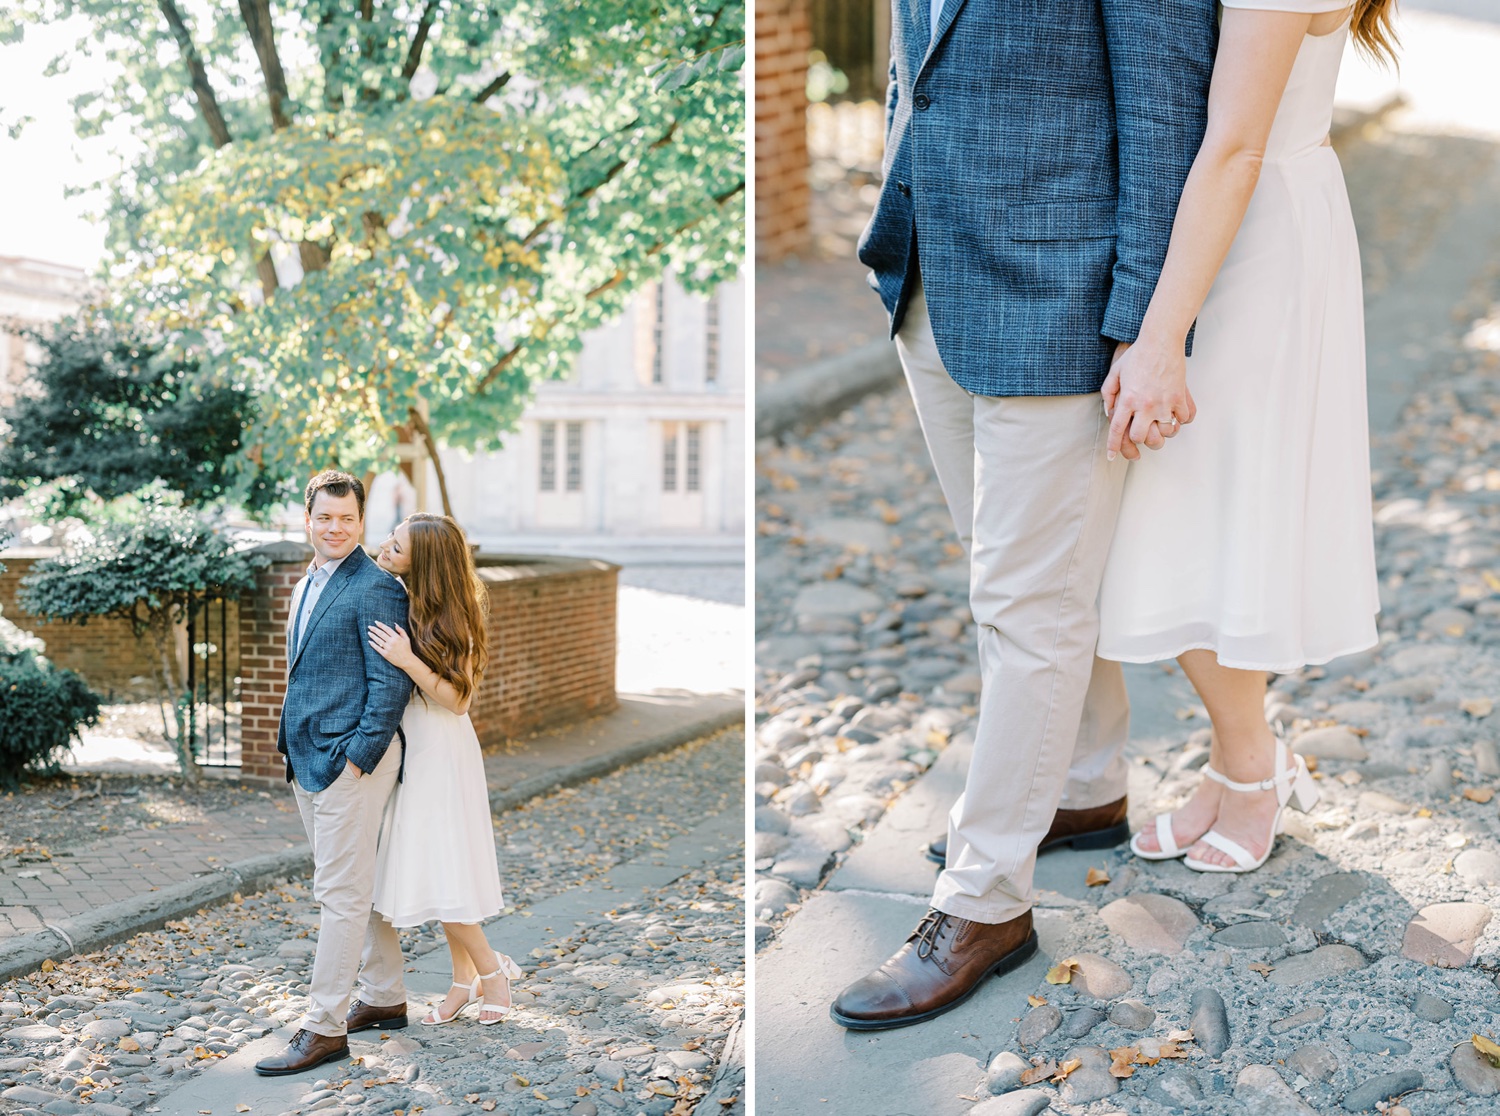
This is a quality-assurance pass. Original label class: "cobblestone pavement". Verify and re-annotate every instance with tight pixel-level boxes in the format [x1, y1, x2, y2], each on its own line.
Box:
[754, 30, 1500, 1116]
[0, 730, 744, 1116]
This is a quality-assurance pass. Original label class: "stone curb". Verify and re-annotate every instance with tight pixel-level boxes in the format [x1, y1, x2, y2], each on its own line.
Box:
[754, 96, 1407, 446]
[756, 339, 902, 440]
[0, 703, 745, 984]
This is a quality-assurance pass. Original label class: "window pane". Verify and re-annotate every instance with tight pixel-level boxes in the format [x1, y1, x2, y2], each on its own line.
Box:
[686, 423, 701, 493]
[565, 422, 583, 492]
[539, 421, 556, 492]
[662, 422, 677, 492]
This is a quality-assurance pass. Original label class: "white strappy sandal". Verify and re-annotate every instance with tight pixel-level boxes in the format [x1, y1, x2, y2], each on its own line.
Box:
[1183, 739, 1320, 874]
[421, 975, 480, 1026]
[1129, 762, 1234, 861]
[476, 954, 523, 1026]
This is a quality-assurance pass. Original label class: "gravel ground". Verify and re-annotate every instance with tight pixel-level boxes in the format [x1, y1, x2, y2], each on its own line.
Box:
[0, 730, 745, 1116]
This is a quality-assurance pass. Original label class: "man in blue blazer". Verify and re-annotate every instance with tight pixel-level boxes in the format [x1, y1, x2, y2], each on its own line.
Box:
[830, 1, 1218, 1029]
[255, 471, 415, 1075]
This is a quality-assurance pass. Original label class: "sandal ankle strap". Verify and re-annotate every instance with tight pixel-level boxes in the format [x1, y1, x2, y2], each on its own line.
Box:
[1201, 741, 1299, 794]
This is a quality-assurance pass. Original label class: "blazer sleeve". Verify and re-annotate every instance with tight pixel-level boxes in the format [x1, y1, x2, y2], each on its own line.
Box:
[1098, 0, 1218, 349]
[345, 572, 414, 773]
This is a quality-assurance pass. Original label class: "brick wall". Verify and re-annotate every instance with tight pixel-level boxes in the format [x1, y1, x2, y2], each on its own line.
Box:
[239, 548, 620, 782]
[470, 556, 620, 744]
[755, 0, 812, 262]
[238, 542, 308, 782]
[1, 549, 158, 699]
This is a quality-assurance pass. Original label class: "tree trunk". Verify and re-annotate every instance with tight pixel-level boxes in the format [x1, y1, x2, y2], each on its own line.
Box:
[407, 405, 454, 520]
[156, 0, 233, 148]
[237, 0, 293, 129]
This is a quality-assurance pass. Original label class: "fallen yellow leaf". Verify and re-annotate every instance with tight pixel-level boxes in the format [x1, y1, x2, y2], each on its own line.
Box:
[1086, 867, 1110, 887]
[1248, 962, 1274, 976]
[1027, 995, 1047, 1008]
[1051, 1057, 1083, 1083]
[1045, 958, 1080, 985]
[1473, 1034, 1500, 1069]
[40, 959, 55, 972]
[1464, 786, 1495, 804]
[236, 1107, 250, 1114]
[1108, 1047, 1140, 1078]
[1462, 698, 1494, 719]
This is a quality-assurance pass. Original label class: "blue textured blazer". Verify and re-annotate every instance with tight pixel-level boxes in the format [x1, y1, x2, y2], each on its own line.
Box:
[858, 0, 1219, 396]
[277, 545, 414, 792]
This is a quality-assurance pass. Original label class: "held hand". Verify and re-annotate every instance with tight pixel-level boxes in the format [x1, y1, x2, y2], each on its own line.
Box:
[1104, 334, 1196, 462]
[345, 758, 364, 780]
[368, 620, 419, 671]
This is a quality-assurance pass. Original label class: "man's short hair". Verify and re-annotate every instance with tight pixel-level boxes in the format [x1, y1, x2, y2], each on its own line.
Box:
[304, 470, 366, 519]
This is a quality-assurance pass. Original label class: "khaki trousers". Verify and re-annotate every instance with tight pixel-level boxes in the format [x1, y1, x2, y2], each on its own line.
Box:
[896, 282, 1131, 924]
[292, 740, 406, 1036]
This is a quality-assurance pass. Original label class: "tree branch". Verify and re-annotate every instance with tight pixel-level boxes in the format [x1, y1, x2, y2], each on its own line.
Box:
[401, 0, 442, 81]
[477, 180, 743, 393]
[406, 405, 453, 519]
[155, 0, 233, 148]
[472, 70, 511, 104]
[237, 0, 293, 129]
[359, 0, 380, 103]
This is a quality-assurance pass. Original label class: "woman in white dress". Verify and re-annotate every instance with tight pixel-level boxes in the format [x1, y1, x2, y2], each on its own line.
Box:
[367, 512, 519, 1023]
[1096, 0, 1395, 872]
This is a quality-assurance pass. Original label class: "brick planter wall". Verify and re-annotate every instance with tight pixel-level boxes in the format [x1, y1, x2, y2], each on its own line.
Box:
[755, 0, 812, 261]
[239, 547, 620, 782]
[0, 548, 164, 699]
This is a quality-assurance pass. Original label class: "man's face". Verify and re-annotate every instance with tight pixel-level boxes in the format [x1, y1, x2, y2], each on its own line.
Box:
[305, 490, 362, 564]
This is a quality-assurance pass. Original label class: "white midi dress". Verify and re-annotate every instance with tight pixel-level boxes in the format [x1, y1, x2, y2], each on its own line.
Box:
[1097, 3, 1380, 674]
[372, 695, 505, 927]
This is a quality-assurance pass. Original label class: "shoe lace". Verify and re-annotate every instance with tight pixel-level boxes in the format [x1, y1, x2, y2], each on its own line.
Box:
[912, 908, 951, 960]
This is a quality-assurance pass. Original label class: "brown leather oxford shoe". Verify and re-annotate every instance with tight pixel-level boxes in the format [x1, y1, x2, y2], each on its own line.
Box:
[253, 1028, 350, 1076]
[925, 795, 1130, 865]
[346, 998, 408, 1033]
[830, 907, 1037, 1030]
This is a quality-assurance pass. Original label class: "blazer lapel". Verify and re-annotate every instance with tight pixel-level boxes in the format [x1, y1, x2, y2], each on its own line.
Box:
[921, 0, 970, 74]
[906, 0, 931, 66]
[289, 547, 364, 671]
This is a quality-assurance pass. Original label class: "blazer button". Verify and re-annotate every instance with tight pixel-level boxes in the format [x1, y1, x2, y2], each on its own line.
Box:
[897, 181, 911, 197]
[913, 93, 931, 111]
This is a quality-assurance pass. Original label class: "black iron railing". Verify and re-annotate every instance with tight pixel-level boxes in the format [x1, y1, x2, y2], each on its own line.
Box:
[185, 591, 240, 767]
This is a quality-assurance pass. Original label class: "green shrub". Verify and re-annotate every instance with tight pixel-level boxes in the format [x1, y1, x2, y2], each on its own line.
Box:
[0, 650, 102, 788]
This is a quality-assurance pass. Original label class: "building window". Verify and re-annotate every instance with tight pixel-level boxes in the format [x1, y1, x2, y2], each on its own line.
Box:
[662, 422, 678, 491]
[565, 422, 583, 492]
[704, 296, 719, 385]
[651, 282, 666, 385]
[686, 423, 701, 492]
[539, 422, 556, 492]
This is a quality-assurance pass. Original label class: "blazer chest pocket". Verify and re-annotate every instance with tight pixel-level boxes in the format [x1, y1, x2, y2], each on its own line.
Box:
[1008, 199, 1117, 241]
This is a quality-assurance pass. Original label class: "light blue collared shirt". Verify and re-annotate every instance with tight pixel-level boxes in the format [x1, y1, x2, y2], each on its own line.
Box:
[288, 553, 349, 660]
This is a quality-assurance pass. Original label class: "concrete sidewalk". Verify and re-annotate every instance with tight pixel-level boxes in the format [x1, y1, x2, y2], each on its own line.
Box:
[0, 692, 743, 982]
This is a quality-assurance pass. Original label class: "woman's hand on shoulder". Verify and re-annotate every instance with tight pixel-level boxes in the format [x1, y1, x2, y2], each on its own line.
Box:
[368, 621, 420, 672]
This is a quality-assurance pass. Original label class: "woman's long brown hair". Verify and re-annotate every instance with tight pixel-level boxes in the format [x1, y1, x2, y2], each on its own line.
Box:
[1351, 0, 1399, 65]
[403, 513, 489, 706]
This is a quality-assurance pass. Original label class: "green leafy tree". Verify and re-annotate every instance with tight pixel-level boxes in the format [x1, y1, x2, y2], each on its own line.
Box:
[17, 503, 266, 780]
[2, 0, 744, 510]
[0, 317, 287, 515]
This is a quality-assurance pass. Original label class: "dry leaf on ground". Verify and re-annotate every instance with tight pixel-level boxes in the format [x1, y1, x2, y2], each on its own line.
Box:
[1473, 1034, 1500, 1068]
[1020, 1060, 1058, 1086]
[1464, 786, 1495, 803]
[1086, 867, 1110, 887]
[1045, 958, 1080, 984]
[1462, 698, 1494, 718]
[1109, 1047, 1140, 1078]
[1027, 995, 1047, 1007]
[1248, 962, 1275, 976]
[1051, 1058, 1083, 1083]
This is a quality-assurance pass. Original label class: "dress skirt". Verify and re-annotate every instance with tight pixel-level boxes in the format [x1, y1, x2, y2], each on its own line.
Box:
[1097, 148, 1380, 673]
[372, 697, 504, 927]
